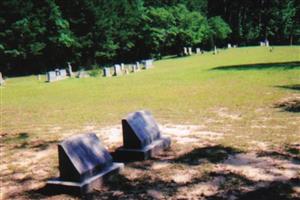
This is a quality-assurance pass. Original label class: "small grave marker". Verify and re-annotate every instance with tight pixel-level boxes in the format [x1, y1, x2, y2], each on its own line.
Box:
[68, 62, 73, 77]
[143, 59, 154, 69]
[188, 47, 192, 55]
[47, 71, 57, 82]
[103, 68, 111, 77]
[183, 47, 188, 55]
[47, 133, 123, 194]
[228, 44, 232, 48]
[114, 64, 122, 76]
[196, 48, 201, 54]
[0, 72, 5, 86]
[114, 110, 171, 161]
[60, 69, 67, 78]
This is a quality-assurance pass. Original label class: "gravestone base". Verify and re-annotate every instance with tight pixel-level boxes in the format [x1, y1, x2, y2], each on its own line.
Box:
[114, 137, 170, 162]
[46, 163, 123, 195]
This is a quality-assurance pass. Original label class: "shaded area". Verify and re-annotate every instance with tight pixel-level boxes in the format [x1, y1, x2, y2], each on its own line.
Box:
[274, 97, 300, 112]
[211, 61, 300, 71]
[275, 84, 300, 91]
[237, 180, 300, 200]
[20, 144, 300, 199]
[173, 145, 242, 165]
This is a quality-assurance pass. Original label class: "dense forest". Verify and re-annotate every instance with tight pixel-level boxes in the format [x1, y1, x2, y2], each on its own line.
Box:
[1, 0, 299, 75]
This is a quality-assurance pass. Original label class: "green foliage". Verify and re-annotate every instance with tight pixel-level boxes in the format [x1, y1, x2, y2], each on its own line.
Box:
[0, 0, 299, 75]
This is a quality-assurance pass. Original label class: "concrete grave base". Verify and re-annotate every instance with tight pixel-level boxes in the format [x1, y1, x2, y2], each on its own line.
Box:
[46, 163, 124, 195]
[113, 137, 171, 162]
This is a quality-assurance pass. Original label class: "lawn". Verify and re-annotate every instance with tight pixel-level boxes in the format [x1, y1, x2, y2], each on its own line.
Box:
[1, 46, 300, 199]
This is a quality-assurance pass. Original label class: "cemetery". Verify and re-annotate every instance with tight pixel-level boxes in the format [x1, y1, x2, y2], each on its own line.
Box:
[1, 46, 300, 199]
[1, 1, 300, 199]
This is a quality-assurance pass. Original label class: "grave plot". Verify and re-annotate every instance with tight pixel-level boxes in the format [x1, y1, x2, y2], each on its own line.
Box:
[46, 133, 123, 195]
[113, 110, 171, 161]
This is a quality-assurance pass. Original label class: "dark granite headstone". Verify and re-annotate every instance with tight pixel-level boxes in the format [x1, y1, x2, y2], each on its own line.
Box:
[114, 110, 171, 161]
[47, 133, 123, 194]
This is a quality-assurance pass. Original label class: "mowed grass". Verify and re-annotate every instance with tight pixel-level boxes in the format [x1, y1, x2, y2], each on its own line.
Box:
[1, 46, 300, 149]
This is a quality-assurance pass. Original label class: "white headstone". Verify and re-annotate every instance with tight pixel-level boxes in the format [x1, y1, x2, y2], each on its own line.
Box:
[114, 64, 122, 76]
[0, 72, 5, 86]
[214, 46, 218, 54]
[183, 47, 188, 55]
[188, 47, 192, 55]
[228, 44, 232, 48]
[68, 62, 73, 77]
[196, 48, 201, 54]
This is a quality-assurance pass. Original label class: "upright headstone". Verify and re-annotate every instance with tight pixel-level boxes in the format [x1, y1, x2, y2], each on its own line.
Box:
[0, 72, 5, 86]
[68, 62, 73, 77]
[183, 47, 188, 55]
[47, 71, 57, 82]
[37, 74, 41, 81]
[131, 65, 136, 73]
[260, 42, 265, 46]
[120, 63, 124, 71]
[265, 39, 269, 47]
[196, 48, 201, 54]
[227, 44, 232, 48]
[188, 47, 192, 55]
[103, 68, 111, 77]
[213, 46, 218, 54]
[60, 69, 67, 78]
[114, 110, 171, 161]
[47, 133, 123, 194]
[55, 68, 60, 76]
[233, 45, 237, 48]
[136, 62, 140, 71]
[114, 64, 122, 76]
[143, 59, 154, 69]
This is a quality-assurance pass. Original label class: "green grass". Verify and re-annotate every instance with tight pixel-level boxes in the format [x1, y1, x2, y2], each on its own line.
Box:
[1, 46, 300, 148]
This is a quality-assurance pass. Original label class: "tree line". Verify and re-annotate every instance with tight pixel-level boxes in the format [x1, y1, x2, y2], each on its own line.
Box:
[0, 0, 299, 75]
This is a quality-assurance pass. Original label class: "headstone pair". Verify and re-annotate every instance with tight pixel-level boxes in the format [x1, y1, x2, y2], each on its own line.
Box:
[47, 110, 171, 194]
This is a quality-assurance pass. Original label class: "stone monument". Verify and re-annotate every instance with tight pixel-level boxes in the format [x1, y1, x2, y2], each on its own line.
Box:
[47, 133, 123, 195]
[114, 64, 122, 76]
[183, 47, 188, 55]
[196, 48, 201, 54]
[103, 68, 111, 77]
[114, 110, 171, 161]
[142, 59, 154, 69]
[0, 72, 5, 86]
[47, 71, 57, 82]
[68, 62, 73, 77]
[188, 47, 192, 55]
[228, 44, 232, 48]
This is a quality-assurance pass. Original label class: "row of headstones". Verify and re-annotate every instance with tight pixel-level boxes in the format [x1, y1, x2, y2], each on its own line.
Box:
[184, 44, 238, 56]
[47, 110, 170, 194]
[47, 69, 68, 82]
[103, 59, 154, 77]
[0, 72, 5, 86]
[260, 40, 270, 47]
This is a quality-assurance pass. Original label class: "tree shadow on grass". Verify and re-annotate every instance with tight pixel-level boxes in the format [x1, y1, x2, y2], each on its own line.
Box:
[211, 61, 300, 71]
[275, 84, 300, 91]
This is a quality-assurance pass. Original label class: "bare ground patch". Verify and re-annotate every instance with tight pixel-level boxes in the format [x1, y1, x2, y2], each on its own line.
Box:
[1, 124, 299, 199]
